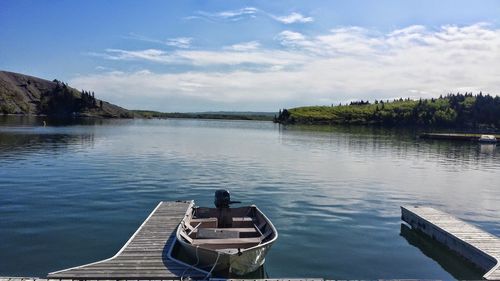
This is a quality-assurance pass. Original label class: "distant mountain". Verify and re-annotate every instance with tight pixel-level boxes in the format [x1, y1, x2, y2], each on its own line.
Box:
[0, 70, 133, 118]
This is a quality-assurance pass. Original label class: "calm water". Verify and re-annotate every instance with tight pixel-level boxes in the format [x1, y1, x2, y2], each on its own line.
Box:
[0, 116, 499, 280]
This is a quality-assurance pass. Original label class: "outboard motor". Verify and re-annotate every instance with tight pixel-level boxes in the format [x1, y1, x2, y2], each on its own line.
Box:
[214, 189, 231, 208]
[214, 189, 241, 208]
[214, 189, 241, 228]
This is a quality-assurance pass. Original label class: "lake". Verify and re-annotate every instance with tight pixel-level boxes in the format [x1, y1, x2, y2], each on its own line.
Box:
[0, 116, 499, 280]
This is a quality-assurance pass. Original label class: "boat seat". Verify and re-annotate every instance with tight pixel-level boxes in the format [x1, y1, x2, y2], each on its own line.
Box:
[192, 227, 256, 233]
[195, 227, 257, 239]
[190, 217, 218, 228]
[232, 217, 254, 227]
[232, 217, 253, 222]
[192, 237, 261, 249]
[192, 237, 261, 244]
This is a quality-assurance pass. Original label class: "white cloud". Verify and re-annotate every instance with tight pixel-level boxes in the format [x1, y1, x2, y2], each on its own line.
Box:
[77, 23, 500, 111]
[187, 7, 313, 25]
[190, 7, 258, 22]
[277, 30, 307, 42]
[92, 47, 308, 67]
[217, 7, 258, 18]
[95, 66, 113, 71]
[272, 12, 313, 24]
[178, 50, 309, 67]
[276, 30, 312, 49]
[125, 33, 193, 48]
[94, 49, 181, 64]
[224, 41, 261, 51]
[165, 37, 192, 48]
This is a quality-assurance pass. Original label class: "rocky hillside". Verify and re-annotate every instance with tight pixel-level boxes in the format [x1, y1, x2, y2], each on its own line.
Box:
[0, 70, 133, 118]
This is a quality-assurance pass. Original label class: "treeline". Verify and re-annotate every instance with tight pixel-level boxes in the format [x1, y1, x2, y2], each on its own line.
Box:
[133, 110, 274, 121]
[39, 79, 103, 116]
[275, 93, 500, 130]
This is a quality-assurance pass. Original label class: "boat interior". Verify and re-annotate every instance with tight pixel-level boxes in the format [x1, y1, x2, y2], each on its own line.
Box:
[179, 206, 276, 250]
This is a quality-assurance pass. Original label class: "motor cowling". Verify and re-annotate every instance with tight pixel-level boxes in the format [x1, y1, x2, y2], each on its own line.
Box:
[214, 189, 231, 208]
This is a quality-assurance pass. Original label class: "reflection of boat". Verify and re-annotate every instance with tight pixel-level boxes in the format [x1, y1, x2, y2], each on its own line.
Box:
[478, 135, 497, 144]
[176, 190, 278, 275]
[480, 143, 496, 154]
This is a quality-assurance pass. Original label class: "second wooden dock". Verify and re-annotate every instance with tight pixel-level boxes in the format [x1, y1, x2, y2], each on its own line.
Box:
[402, 205, 500, 280]
[419, 133, 500, 142]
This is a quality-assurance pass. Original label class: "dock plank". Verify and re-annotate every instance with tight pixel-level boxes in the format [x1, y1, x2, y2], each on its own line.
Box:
[47, 201, 206, 280]
[402, 206, 500, 280]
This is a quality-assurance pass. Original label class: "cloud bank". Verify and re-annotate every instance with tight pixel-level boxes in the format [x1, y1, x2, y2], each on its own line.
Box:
[73, 23, 500, 112]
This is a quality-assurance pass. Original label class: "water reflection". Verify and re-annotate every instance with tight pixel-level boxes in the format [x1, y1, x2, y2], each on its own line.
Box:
[0, 130, 95, 159]
[0, 115, 115, 127]
[400, 224, 484, 280]
[278, 124, 499, 173]
[479, 144, 497, 155]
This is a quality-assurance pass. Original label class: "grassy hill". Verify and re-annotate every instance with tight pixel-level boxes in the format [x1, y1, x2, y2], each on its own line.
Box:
[0, 70, 133, 118]
[275, 94, 500, 130]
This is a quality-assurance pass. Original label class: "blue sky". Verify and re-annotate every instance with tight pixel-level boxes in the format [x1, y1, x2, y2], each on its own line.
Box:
[1, 0, 500, 111]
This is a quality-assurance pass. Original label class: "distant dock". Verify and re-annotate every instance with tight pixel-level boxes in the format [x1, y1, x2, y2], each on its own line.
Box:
[402, 206, 500, 280]
[419, 133, 500, 142]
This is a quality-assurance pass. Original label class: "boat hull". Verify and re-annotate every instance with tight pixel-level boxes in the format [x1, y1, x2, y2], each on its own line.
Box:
[177, 238, 274, 275]
[479, 139, 497, 144]
[479, 135, 497, 144]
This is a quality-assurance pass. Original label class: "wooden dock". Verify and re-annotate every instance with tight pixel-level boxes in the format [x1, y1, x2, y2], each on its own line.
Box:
[402, 206, 500, 280]
[47, 201, 207, 280]
[419, 133, 500, 142]
[2, 276, 328, 281]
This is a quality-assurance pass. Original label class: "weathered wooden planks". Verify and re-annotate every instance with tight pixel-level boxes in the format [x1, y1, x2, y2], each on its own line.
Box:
[401, 205, 500, 280]
[47, 201, 206, 280]
[6, 277, 328, 281]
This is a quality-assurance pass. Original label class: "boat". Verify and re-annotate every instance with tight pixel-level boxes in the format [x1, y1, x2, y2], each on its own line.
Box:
[478, 135, 497, 144]
[175, 190, 278, 276]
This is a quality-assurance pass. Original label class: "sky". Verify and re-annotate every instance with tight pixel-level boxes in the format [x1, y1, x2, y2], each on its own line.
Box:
[1, 0, 500, 112]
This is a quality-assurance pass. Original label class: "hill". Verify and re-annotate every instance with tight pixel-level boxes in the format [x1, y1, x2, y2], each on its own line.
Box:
[275, 93, 500, 130]
[0, 70, 133, 118]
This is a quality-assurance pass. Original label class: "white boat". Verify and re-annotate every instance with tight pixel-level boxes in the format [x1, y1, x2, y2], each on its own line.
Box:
[478, 135, 497, 144]
[175, 190, 278, 276]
